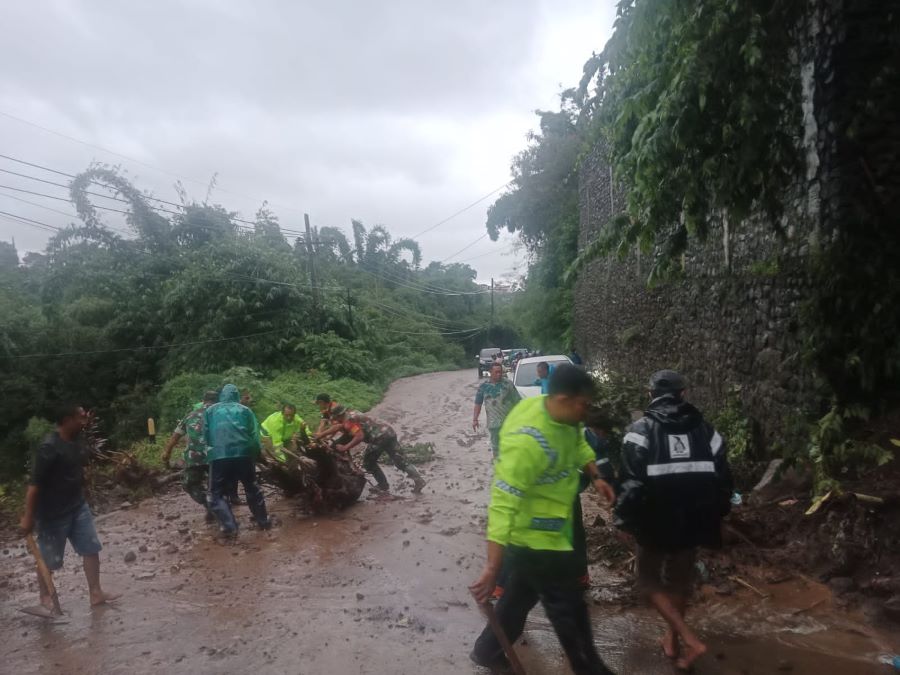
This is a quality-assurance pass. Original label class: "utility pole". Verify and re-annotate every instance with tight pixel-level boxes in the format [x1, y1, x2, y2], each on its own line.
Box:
[304, 213, 321, 325]
[346, 287, 354, 332]
[490, 277, 494, 343]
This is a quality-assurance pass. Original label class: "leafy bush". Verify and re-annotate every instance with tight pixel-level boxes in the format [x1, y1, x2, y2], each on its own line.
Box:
[157, 367, 384, 436]
[106, 383, 160, 448]
[807, 404, 894, 495]
[128, 439, 166, 471]
[711, 386, 759, 489]
[294, 332, 380, 381]
[24, 417, 54, 449]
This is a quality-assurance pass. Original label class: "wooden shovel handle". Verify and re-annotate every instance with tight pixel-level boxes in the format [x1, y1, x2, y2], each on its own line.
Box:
[25, 533, 62, 615]
[476, 598, 527, 675]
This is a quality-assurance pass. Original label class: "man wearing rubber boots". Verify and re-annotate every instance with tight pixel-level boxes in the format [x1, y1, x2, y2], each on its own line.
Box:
[319, 406, 426, 494]
[204, 384, 271, 536]
[469, 364, 617, 674]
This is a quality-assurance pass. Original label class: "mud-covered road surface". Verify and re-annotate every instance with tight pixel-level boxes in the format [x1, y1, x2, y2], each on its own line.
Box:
[2, 370, 898, 674]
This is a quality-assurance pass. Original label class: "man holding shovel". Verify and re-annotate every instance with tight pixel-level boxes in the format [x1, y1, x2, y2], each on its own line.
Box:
[19, 404, 119, 614]
[469, 365, 617, 674]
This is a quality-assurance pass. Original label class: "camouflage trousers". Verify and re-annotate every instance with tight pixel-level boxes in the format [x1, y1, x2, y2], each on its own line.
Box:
[363, 434, 422, 490]
[182, 465, 209, 507]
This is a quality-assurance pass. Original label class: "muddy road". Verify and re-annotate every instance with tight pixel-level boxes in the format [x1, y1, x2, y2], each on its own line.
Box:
[2, 370, 897, 674]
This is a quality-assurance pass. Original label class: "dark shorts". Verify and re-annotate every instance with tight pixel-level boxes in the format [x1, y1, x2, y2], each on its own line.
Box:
[636, 545, 696, 597]
[36, 501, 102, 571]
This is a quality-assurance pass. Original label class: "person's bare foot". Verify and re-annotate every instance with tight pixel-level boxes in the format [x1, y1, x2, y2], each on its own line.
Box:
[661, 630, 679, 659]
[674, 639, 707, 671]
[90, 590, 120, 607]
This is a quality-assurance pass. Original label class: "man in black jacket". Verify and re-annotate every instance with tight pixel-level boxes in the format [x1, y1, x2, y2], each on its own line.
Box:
[614, 370, 732, 671]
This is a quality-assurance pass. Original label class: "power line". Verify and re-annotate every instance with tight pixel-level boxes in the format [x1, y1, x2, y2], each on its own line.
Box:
[457, 242, 520, 264]
[441, 232, 489, 263]
[356, 261, 489, 295]
[0, 110, 229, 192]
[0, 191, 150, 239]
[380, 325, 486, 337]
[0, 112, 515, 247]
[0, 110, 309, 216]
[0, 183, 131, 215]
[364, 298, 471, 329]
[357, 264, 490, 296]
[0, 212, 59, 234]
[0, 153, 306, 235]
[410, 182, 510, 238]
[0, 190, 78, 219]
[7, 327, 292, 360]
[0, 205, 482, 334]
[0, 209, 60, 232]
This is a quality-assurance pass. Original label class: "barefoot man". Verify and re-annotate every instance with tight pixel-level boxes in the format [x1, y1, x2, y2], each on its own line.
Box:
[614, 370, 733, 670]
[19, 404, 119, 612]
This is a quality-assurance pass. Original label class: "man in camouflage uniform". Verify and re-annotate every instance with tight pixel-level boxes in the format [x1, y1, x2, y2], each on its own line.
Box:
[319, 406, 426, 494]
[162, 390, 219, 521]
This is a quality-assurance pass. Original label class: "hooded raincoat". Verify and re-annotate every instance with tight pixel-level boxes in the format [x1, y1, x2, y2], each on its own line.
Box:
[204, 384, 261, 462]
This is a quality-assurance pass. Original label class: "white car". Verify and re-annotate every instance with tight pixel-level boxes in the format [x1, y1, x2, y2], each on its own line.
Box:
[512, 355, 573, 398]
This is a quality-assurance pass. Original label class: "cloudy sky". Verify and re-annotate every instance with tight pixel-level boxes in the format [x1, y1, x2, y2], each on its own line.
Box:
[0, 0, 616, 281]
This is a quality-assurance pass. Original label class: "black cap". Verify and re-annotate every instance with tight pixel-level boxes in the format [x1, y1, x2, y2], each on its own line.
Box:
[202, 390, 219, 404]
[331, 405, 348, 417]
[315, 393, 331, 403]
[649, 370, 686, 394]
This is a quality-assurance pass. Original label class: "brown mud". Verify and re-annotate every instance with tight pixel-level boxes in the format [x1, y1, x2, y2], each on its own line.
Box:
[1, 370, 898, 674]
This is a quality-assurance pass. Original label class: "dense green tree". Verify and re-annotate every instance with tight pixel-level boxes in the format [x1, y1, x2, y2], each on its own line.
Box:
[0, 167, 516, 478]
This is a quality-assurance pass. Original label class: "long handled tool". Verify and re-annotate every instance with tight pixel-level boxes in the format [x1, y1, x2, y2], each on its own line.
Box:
[474, 596, 527, 675]
[24, 533, 62, 616]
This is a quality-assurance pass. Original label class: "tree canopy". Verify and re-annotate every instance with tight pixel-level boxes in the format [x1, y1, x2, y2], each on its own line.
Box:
[0, 166, 515, 477]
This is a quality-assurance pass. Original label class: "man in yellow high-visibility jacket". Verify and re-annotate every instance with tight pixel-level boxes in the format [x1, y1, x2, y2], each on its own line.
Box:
[260, 404, 310, 462]
[469, 364, 617, 675]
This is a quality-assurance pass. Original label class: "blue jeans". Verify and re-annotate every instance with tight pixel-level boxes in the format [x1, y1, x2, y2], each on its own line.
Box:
[36, 501, 102, 571]
[208, 457, 269, 533]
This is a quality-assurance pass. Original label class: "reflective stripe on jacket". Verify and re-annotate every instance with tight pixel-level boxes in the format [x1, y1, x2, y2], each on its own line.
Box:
[487, 396, 595, 552]
[614, 394, 733, 550]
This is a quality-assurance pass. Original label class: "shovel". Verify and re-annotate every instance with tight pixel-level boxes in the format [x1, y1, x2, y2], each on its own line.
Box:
[21, 533, 63, 617]
[472, 594, 527, 675]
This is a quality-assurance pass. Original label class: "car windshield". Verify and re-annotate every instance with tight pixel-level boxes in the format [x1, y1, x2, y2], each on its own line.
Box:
[514, 359, 567, 386]
[480, 348, 501, 359]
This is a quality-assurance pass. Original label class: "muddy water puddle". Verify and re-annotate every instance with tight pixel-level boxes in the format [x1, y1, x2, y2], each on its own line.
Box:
[2, 370, 898, 674]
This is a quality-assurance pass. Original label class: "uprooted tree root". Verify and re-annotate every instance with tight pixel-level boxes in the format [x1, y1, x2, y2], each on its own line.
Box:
[259, 442, 366, 513]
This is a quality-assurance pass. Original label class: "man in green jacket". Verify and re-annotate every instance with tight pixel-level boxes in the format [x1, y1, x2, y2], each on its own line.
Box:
[204, 383, 270, 535]
[469, 364, 617, 674]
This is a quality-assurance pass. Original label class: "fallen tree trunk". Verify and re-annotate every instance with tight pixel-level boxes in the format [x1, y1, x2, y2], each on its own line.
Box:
[259, 440, 366, 513]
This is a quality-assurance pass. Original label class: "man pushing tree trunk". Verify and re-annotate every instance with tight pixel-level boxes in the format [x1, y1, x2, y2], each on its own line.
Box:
[318, 406, 426, 494]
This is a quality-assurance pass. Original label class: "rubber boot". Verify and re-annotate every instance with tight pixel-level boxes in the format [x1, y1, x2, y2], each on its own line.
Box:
[407, 465, 426, 493]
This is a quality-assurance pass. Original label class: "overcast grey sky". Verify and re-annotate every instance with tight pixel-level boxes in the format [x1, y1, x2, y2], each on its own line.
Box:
[0, 0, 616, 281]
